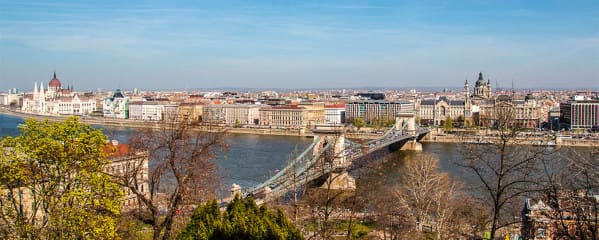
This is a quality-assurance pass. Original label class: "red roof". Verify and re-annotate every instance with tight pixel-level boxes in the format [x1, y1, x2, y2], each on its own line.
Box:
[270, 105, 304, 110]
[325, 104, 346, 109]
[103, 142, 131, 157]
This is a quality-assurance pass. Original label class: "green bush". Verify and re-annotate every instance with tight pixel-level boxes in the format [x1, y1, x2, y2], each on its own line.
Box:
[177, 196, 303, 240]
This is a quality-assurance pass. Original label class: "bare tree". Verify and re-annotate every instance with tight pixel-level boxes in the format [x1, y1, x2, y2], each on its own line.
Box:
[367, 176, 412, 240]
[271, 146, 310, 229]
[565, 148, 599, 239]
[393, 153, 462, 239]
[293, 134, 362, 239]
[116, 118, 228, 240]
[538, 147, 599, 239]
[458, 106, 548, 239]
[305, 143, 346, 239]
[341, 168, 370, 240]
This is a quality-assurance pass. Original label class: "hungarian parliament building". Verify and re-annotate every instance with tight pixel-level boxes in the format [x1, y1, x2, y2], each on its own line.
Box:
[21, 72, 97, 115]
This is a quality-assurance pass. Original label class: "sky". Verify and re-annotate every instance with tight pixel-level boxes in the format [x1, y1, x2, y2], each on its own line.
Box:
[0, 0, 598, 91]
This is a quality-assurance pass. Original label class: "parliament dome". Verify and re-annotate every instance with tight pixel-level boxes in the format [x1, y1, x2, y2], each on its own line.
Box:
[49, 71, 61, 89]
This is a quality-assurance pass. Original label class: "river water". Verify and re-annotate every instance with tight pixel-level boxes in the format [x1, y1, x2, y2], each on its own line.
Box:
[0, 114, 314, 191]
[0, 114, 472, 195]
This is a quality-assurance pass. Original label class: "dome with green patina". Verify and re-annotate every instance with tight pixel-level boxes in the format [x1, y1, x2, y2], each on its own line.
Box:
[475, 72, 486, 86]
[525, 93, 534, 101]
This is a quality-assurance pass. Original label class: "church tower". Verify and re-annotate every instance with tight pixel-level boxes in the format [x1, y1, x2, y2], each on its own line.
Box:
[464, 79, 470, 98]
[487, 79, 492, 97]
[39, 81, 46, 113]
[464, 79, 471, 118]
[33, 81, 38, 99]
[473, 72, 491, 99]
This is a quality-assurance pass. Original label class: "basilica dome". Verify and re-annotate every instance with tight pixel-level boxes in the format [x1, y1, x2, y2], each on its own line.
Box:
[475, 72, 486, 86]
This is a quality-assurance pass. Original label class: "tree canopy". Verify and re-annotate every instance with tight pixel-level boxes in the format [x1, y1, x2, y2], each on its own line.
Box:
[0, 117, 122, 239]
[353, 117, 365, 130]
[177, 196, 303, 240]
[443, 116, 453, 131]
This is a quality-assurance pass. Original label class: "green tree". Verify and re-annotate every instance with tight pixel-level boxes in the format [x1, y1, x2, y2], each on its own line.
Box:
[177, 196, 303, 240]
[0, 117, 123, 239]
[443, 116, 453, 131]
[353, 117, 365, 130]
[464, 118, 474, 129]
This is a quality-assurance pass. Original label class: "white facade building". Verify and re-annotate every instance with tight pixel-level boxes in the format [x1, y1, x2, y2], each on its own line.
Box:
[48, 94, 97, 115]
[0, 93, 6, 106]
[418, 97, 468, 126]
[103, 140, 149, 209]
[0, 89, 21, 106]
[202, 104, 261, 125]
[129, 101, 178, 121]
[103, 89, 129, 119]
[21, 82, 47, 114]
[259, 105, 307, 127]
[325, 104, 346, 124]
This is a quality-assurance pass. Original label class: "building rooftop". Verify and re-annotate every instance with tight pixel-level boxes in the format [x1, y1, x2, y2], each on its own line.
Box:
[103, 140, 131, 157]
[348, 100, 412, 104]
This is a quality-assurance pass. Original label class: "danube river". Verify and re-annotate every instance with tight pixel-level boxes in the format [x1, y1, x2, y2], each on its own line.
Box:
[0, 114, 467, 194]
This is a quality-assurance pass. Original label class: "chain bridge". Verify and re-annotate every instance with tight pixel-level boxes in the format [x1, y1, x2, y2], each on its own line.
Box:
[236, 112, 429, 203]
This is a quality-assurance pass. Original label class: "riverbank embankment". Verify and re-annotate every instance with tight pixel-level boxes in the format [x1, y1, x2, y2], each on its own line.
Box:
[0, 108, 317, 137]
[3, 108, 598, 147]
[421, 129, 599, 147]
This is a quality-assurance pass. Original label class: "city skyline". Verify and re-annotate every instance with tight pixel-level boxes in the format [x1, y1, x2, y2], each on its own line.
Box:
[1, 0, 598, 91]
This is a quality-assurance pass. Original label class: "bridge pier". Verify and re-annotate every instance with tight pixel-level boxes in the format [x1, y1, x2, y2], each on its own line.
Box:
[321, 171, 356, 190]
[400, 139, 423, 151]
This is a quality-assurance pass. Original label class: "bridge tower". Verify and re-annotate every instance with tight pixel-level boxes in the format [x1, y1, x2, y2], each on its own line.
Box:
[311, 125, 355, 190]
[396, 112, 423, 151]
[396, 112, 417, 135]
[311, 125, 347, 167]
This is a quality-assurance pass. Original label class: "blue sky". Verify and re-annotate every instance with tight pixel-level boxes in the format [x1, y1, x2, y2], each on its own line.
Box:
[0, 0, 597, 91]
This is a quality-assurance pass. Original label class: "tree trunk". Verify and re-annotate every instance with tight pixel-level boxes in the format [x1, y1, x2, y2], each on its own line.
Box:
[152, 224, 161, 240]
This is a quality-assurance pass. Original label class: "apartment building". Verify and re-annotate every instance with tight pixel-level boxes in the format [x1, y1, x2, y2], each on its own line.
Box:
[560, 100, 599, 129]
[345, 100, 414, 124]
[129, 101, 178, 121]
[202, 104, 261, 126]
[259, 105, 307, 128]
